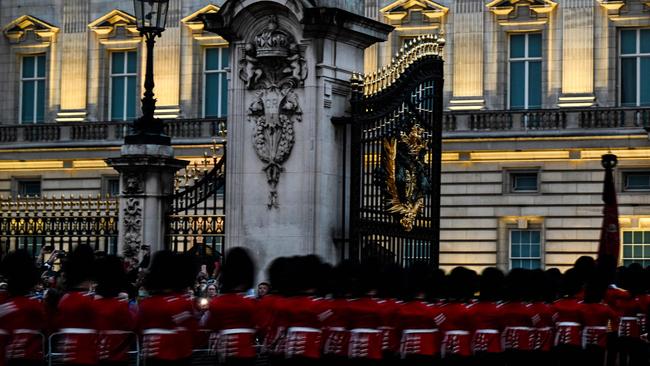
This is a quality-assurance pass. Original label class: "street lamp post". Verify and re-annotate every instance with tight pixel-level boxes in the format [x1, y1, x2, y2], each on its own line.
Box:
[126, 0, 171, 146]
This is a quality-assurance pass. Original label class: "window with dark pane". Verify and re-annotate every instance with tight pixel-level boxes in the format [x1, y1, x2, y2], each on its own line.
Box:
[624, 171, 650, 191]
[511, 172, 538, 192]
[204, 47, 229, 118]
[510, 229, 542, 269]
[620, 29, 650, 107]
[622, 230, 650, 267]
[509, 33, 542, 110]
[18, 180, 41, 198]
[110, 51, 138, 121]
[21, 54, 46, 124]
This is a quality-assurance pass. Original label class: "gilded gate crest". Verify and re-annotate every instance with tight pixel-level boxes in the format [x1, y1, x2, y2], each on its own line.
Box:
[379, 123, 431, 231]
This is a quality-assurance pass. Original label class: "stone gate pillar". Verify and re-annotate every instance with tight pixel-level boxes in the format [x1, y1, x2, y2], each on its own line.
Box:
[203, 0, 392, 279]
[106, 145, 188, 260]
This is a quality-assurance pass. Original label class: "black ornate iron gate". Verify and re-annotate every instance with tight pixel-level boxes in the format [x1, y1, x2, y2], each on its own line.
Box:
[348, 35, 445, 267]
[166, 142, 226, 262]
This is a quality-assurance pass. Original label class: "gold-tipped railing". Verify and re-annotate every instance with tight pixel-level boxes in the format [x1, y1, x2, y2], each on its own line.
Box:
[351, 33, 446, 97]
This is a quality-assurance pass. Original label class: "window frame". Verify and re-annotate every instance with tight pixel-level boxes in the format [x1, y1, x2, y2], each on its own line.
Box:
[508, 33, 543, 110]
[622, 170, 650, 192]
[505, 169, 541, 194]
[12, 177, 42, 199]
[618, 28, 650, 107]
[108, 50, 138, 122]
[509, 229, 543, 270]
[202, 47, 229, 118]
[101, 175, 121, 197]
[19, 54, 46, 124]
[621, 230, 650, 267]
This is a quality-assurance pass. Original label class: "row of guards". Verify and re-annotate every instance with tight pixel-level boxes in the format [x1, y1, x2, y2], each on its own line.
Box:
[0, 329, 269, 366]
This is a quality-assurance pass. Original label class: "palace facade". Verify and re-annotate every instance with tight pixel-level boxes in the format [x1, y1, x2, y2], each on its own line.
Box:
[1, 0, 649, 272]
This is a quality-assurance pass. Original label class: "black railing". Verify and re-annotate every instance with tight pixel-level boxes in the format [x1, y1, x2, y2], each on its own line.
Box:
[0, 196, 119, 258]
[0, 118, 226, 144]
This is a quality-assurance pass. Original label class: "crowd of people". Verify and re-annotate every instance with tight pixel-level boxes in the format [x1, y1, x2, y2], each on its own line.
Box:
[0, 244, 649, 366]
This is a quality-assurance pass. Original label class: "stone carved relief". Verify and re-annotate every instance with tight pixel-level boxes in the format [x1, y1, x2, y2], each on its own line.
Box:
[122, 197, 142, 258]
[240, 15, 307, 209]
[122, 173, 144, 195]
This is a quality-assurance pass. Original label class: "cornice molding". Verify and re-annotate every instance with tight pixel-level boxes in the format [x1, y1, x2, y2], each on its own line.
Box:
[381, 0, 449, 26]
[2, 15, 59, 44]
[88, 9, 139, 39]
[486, 0, 557, 26]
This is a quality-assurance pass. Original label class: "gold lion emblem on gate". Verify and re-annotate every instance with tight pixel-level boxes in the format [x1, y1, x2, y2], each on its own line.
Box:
[379, 124, 431, 232]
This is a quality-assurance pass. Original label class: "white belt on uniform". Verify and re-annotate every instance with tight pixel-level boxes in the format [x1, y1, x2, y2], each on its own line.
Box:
[59, 328, 97, 334]
[142, 328, 177, 335]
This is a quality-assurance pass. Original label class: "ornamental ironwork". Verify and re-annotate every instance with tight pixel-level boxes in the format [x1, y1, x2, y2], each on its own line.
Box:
[0, 195, 118, 258]
[348, 34, 445, 267]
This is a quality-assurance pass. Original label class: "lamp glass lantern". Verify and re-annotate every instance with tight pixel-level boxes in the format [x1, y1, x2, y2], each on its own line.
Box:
[133, 0, 169, 34]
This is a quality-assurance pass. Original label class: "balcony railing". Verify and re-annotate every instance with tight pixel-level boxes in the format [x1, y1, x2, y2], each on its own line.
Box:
[0, 108, 648, 146]
[0, 118, 227, 145]
[443, 107, 650, 134]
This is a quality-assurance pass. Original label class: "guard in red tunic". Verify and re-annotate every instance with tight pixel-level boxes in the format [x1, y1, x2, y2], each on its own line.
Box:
[376, 263, 403, 366]
[55, 245, 99, 366]
[94, 255, 136, 366]
[527, 270, 556, 366]
[346, 262, 384, 365]
[580, 278, 619, 366]
[283, 256, 330, 366]
[258, 257, 291, 366]
[500, 269, 536, 366]
[321, 261, 354, 366]
[612, 265, 646, 366]
[398, 263, 442, 366]
[137, 251, 198, 366]
[203, 247, 258, 366]
[438, 267, 475, 365]
[0, 250, 47, 366]
[468, 267, 504, 366]
[552, 268, 584, 366]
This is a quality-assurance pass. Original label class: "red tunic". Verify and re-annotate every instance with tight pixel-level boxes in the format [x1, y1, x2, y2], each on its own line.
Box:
[613, 295, 643, 338]
[580, 302, 618, 348]
[398, 301, 441, 357]
[204, 293, 257, 359]
[499, 301, 535, 351]
[529, 302, 555, 351]
[437, 302, 472, 357]
[95, 297, 136, 363]
[346, 297, 383, 360]
[321, 298, 351, 357]
[0, 296, 46, 361]
[468, 301, 502, 353]
[376, 299, 402, 354]
[283, 296, 327, 359]
[56, 291, 98, 365]
[552, 298, 583, 347]
[137, 294, 197, 361]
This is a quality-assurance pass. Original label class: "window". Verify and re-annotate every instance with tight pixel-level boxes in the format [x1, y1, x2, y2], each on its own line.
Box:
[110, 51, 138, 121]
[20, 54, 46, 124]
[620, 29, 650, 106]
[509, 33, 542, 110]
[623, 171, 650, 191]
[16, 179, 41, 198]
[509, 171, 539, 193]
[102, 176, 120, 197]
[622, 231, 650, 267]
[510, 230, 542, 269]
[203, 47, 229, 118]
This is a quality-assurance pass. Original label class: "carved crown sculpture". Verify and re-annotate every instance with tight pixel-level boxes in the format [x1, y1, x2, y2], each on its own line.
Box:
[254, 15, 292, 58]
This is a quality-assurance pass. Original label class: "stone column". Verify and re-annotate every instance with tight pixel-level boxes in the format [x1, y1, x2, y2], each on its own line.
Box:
[449, 0, 485, 110]
[203, 0, 392, 280]
[106, 145, 187, 259]
[559, 0, 596, 107]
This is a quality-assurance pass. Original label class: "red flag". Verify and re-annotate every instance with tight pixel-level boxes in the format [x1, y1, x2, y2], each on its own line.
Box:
[598, 154, 620, 264]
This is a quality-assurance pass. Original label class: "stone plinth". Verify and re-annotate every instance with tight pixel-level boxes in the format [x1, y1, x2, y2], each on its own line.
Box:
[106, 144, 188, 259]
[203, 0, 392, 280]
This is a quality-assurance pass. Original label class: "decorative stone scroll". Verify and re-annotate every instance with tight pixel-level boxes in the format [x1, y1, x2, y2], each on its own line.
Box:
[240, 15, 307, 209]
